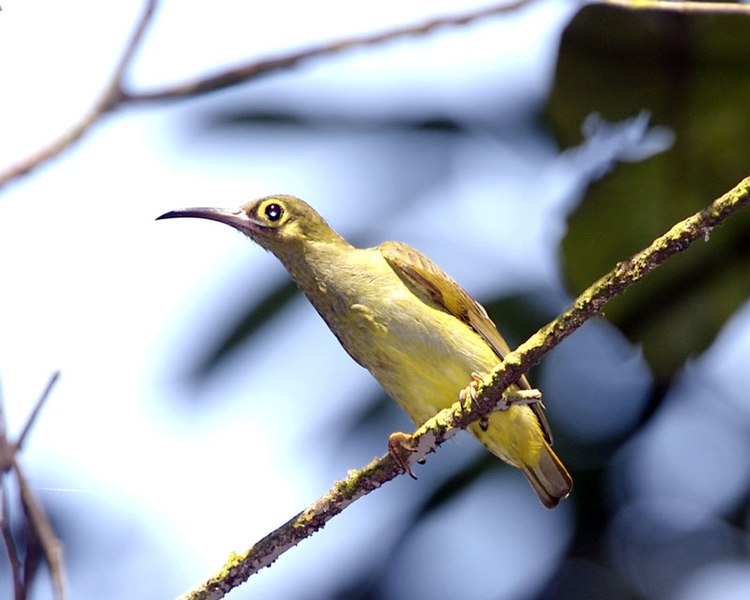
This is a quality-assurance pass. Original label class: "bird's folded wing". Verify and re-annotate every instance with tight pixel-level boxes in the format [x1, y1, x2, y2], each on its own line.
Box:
[379, 240, 552, 443]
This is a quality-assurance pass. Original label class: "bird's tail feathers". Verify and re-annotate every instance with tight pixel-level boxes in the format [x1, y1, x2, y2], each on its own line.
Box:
[522, 442, 572, 509]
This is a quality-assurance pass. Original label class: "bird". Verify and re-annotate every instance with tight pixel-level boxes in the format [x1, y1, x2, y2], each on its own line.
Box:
[157, 195, 572, 508]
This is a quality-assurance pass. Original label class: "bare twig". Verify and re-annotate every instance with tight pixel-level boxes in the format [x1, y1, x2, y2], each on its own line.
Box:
[2, 0, 747, 192]
[0, 0, 159, 190]
[603, 0, 750, 15]
[16, 371, 60, 452]
[121, 0, 537, 104]
[14, 463, 65, 600]
[107, 0, 159, 93]
[0, 0, 536, 191]
[0, 481, 24, 600]
[178, 177, 750, 599]
[131, 0, 750, 107]
[0, 373, 66, 600]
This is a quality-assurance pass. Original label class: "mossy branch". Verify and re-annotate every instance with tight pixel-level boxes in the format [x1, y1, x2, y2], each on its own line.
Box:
[178, 179, 750, 600]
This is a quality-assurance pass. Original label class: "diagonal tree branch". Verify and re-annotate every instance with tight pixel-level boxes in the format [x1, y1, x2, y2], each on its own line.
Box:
[0, 0, 537, 192]
[603, 0, 750, 15]
[0, 480, 23, 600]
[177, 177, 750, 600]
[120, 0, 538, 104]
[14, 461, 65, 600]
[2, 0, 747, 192]
[0, 372, 64, 600]
[16, 371, 60, 452]
[0, 0, 159, 190]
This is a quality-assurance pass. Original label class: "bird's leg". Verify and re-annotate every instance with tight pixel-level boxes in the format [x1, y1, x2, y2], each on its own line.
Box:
[459, 374, 544, 430]
[388, 431, 418, 479]
[458, 372, 484, 405]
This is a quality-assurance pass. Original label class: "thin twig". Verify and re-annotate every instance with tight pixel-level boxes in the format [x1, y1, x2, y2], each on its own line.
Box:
[0, 378, 22, 600]
[2, 0, 747, 192]
[603, 0, 750, 15]
[178, 176, 750, 599]
[12, 373, 66, 599]
[0, 481, 24, 600]
[13, 463, 66, 600]
[142, 0, 750, 107]
[0, 0, 159, 190]
[0, 372, 65, 600]
[121, 0, 537, 104]
[0, 377, 7, 443]
[16, 371, 60, 452]
[0, 0, 537, 191]
[108, 0, 159, 94]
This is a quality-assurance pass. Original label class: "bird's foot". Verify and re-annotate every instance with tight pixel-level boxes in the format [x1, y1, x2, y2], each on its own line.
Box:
[458, 372, 484, 405]
[459, 372, 490, 430]
[388, 431, 419, 479]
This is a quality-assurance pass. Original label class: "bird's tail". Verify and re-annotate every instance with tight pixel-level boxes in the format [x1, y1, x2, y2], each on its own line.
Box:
[521, 441, 572, 509]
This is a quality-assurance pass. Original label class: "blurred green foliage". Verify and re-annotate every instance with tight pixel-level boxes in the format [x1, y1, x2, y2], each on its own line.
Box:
[548, 5, 750, 382]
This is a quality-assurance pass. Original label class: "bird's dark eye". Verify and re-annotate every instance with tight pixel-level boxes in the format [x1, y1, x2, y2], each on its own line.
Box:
[264, 203, 284, 222]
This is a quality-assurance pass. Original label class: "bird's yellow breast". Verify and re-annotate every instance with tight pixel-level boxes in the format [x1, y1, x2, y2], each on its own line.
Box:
[297, 245, 499, 424]
[282, 241, 547, 470]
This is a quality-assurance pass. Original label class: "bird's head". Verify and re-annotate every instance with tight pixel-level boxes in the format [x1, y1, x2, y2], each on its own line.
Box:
[157, 195, 345, 257]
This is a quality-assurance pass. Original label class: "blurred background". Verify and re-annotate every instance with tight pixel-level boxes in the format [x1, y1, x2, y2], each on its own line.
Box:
[1, 0, 750, 598]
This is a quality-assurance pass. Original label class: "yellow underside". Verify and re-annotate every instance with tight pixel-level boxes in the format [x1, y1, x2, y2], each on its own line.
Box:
[322, 255, 546, 470]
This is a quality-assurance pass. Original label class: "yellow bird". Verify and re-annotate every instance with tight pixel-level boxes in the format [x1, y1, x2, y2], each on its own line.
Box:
[158, 195, 572, 508]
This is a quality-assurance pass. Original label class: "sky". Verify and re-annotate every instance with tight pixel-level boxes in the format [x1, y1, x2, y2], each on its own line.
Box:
[2, 1, 750, 599]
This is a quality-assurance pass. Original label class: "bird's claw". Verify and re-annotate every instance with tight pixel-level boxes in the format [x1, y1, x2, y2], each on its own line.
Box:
[388, 431, 418, 479]
[458, 372, 484, 407]
[459, 373, 490, 430]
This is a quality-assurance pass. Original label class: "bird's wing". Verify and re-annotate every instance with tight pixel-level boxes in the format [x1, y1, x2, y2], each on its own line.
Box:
[379, 240, 552, 443]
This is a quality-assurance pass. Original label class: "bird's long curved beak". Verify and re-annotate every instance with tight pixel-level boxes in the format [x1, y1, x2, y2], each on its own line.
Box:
[156, 207, 253, 232]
